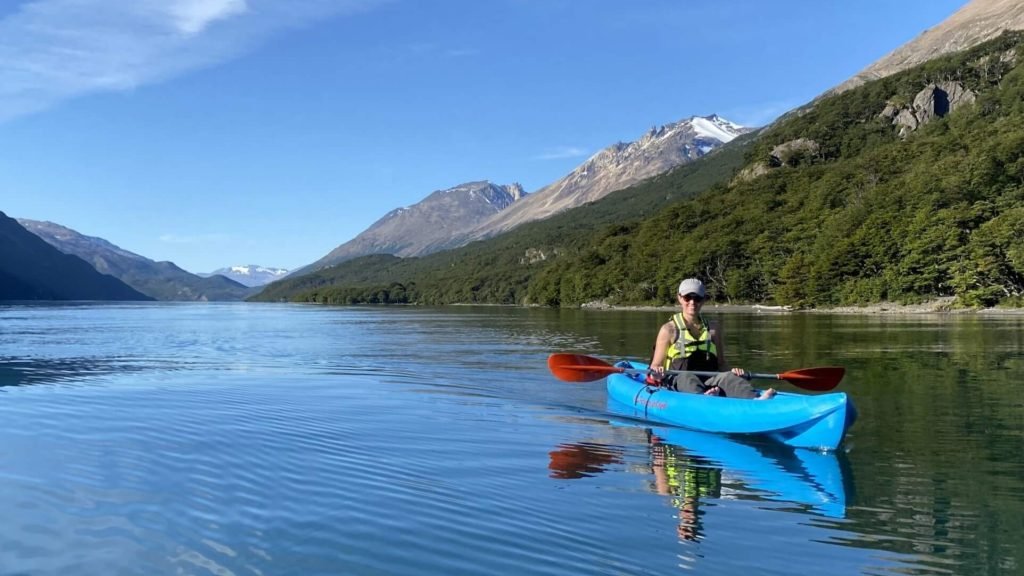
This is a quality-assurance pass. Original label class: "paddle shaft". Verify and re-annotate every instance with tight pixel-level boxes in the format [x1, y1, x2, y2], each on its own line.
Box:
[547, 354, 845, 390]
[590, 365, 775, 381]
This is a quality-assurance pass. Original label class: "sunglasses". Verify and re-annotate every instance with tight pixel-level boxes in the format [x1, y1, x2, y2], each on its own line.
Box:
[680, 293, 705, 303]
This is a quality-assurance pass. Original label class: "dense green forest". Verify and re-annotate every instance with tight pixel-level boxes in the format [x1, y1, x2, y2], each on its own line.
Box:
[255, 32, 1024, 309]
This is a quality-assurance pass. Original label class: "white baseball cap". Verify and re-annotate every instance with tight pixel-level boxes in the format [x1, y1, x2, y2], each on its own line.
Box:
[677, 278, 706, 298]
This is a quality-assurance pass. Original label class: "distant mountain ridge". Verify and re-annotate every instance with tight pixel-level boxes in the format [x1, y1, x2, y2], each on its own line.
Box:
[18, 219, 253, 301]
[0, 212, 150, 301]
[297, 115, 747, 275]
[830, 0, 1024, 94]
[202, 265, 289, 287]
[298, 181, 526, 273]
[463, 114, 749, 241]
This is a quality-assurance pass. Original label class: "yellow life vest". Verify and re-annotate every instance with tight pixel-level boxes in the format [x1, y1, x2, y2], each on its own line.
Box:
[661, 446, 722, 505]
[663, 313, 719, 372]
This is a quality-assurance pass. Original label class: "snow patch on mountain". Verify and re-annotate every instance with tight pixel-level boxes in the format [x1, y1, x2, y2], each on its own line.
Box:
[691, 115, 744, 143]
[206, 265, 289, 287]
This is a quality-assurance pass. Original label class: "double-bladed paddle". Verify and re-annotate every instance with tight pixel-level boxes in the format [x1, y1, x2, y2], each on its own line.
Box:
[547, 353, 845, 392]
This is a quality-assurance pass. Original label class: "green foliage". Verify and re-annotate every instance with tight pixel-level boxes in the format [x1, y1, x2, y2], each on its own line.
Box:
[253, 32, 1024, 309]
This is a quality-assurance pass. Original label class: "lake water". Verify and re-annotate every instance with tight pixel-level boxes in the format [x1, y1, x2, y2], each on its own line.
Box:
[0, 303, 1021, 575]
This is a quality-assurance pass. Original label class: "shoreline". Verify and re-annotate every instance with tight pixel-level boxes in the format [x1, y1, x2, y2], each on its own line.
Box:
[580, 296, 1024, 315]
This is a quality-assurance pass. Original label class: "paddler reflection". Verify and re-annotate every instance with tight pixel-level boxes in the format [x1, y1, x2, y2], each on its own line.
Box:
[546, 436, 721, 542]
[648, 430, 720, 542]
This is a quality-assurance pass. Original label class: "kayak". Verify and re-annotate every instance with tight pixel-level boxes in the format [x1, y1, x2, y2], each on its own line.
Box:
[607, 361, 856, 451]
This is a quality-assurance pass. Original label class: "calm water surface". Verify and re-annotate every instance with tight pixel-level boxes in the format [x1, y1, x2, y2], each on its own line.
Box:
[0, 303, 1021, 575]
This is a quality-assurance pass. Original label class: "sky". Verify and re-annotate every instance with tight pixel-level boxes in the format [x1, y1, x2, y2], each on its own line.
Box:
[0, 0, 970, 274]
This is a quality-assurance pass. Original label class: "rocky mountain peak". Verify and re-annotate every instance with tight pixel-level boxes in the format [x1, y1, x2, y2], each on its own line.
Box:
[463, 114, 750, 239]
[296, 180, 528, 273]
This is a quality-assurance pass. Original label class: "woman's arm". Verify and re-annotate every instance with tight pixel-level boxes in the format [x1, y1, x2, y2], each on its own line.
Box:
[648, 321, 675, 380]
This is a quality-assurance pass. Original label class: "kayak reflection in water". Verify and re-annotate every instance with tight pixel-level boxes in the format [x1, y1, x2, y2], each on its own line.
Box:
[648, 431, 721, 542]
[647, 278, 775, 400]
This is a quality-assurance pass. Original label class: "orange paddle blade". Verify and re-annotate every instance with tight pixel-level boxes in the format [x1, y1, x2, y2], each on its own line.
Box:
[776, 367, 845, 391]
[547, 353, 624, 382]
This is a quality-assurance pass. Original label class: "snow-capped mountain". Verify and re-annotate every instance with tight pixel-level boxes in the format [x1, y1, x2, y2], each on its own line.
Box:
[204, 265, 289, 287]
[462, 114, 749, 240]
[296, 181, 526, 274]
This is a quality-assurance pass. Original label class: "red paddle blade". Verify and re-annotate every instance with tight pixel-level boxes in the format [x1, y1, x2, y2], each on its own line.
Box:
[547, 354, 623, 382]
[777, 367, 845, 391]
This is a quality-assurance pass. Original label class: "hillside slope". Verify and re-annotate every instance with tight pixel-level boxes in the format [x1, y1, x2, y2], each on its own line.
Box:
[830, 0, 1024, 94]
[0, 212, 151, 301]
[18, 219, 253, 301]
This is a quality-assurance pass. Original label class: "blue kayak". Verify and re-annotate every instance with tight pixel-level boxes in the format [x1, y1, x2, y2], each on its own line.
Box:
[607, 361, 856, 451]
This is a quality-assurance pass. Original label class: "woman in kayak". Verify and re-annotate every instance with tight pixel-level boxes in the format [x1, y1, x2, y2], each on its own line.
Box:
[647, 278, 776, 399]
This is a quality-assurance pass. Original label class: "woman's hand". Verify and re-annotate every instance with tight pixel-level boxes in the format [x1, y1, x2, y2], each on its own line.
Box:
[731, 367, 749, 379]
[645, 366, 665, 385]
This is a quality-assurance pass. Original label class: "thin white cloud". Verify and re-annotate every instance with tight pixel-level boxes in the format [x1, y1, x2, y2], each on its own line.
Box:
[535, 146, 588, 160]
[169, 0, 249, 36]
[0, 0, 388, 122]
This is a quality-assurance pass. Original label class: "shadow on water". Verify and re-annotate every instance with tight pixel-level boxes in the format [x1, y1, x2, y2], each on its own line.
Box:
[0, 356, 152, 388]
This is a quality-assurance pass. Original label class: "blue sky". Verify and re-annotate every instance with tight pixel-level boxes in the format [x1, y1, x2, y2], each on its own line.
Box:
[0, 0, 968, 273]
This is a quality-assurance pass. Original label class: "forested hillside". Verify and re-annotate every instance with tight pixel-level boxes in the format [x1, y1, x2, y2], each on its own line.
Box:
[256, 32, 1024, 308]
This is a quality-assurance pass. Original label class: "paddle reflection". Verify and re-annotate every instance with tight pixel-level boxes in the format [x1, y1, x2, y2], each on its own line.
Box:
[547, 442, 624, 479]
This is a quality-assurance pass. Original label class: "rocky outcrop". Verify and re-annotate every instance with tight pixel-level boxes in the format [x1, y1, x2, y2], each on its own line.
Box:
[769, 138, 821, 167]
[879, 81, 977, 137]
[733, 162, 771, 183]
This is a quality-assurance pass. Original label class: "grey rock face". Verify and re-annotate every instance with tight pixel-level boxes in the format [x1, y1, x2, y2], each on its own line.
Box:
[881, 81, 977, 137]
[298, 181, 526, 273]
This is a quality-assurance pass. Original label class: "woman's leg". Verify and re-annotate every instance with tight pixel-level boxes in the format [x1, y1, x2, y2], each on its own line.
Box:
[704, 372, 759, 399]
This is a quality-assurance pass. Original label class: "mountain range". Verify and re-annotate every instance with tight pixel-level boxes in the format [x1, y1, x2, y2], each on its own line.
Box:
[0, 212, 150, 301]
[17, 219, 253, 301]
[300, 114, 747, 274]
